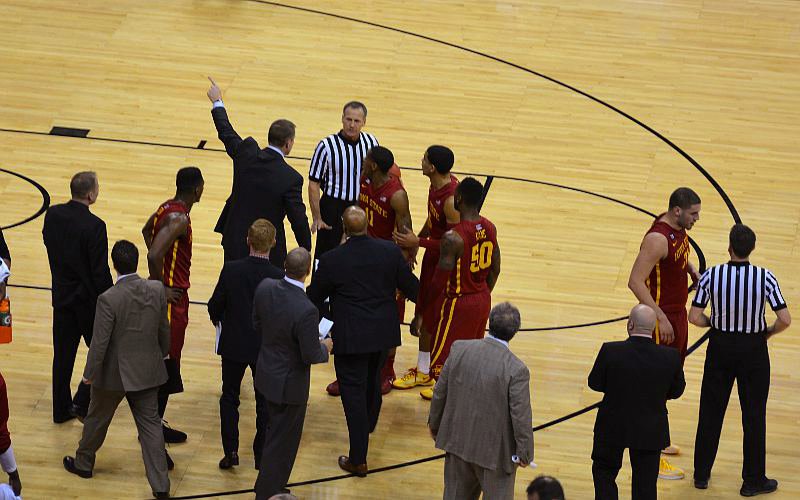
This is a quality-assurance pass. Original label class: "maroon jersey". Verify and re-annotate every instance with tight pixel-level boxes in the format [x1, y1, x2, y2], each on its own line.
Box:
[359, 175, 404, 241]
[427, 175, 459, 240]
[645, 216, 690, 309]
[446, 216, 498, 297]
[151, 199, 192, 290]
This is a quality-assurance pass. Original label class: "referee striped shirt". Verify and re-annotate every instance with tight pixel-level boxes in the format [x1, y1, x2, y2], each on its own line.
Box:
[692, 261, 787, 334]
[308, 131, 379, 202]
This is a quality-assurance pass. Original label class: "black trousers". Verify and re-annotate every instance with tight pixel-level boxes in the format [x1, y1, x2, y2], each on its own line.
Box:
[592, 442, 660, 500]
[52, 305, 93, 420]
[254, 401, 307, 499]
[220, 357, 267, 462]
[313, 196, 354, 269]
[694, 330, 770, 486]
[334, 350, 387, 465]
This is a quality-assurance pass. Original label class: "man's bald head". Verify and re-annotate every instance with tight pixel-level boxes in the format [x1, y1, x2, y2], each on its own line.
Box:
[343, 206, 368, 237]
[627, 304, 657, 337]
[284, 247, 311, 281]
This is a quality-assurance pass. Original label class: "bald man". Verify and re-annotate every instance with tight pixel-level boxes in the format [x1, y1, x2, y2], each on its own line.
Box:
[308, 206, 419, 475]
[588, 305, 686, 500]
[253, 247, 332, 499]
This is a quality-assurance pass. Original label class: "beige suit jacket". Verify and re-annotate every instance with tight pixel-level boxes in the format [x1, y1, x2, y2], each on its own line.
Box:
[428, 337, 534, 474]
[83, 274, 170, 392]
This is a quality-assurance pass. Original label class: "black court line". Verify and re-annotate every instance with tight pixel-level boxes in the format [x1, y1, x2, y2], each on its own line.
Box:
[0, 167, 51, 230]
[477, 175, 494, 212]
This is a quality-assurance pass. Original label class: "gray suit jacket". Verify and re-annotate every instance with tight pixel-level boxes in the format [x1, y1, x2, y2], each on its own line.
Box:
[253, 278, 328, 405]
[428, 338, 534, 474]
[83, 274, 170, 392]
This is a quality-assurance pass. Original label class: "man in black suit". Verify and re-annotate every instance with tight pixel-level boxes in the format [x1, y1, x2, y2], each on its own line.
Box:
[589, 304, 686, 500]
[206, 77, 312, 267]
[0, 227, 9, 300]
[253, 248, 332, 499]
[308, 206, 419, 475]
[42, 171, 113, 423]
[208, 219, 285, 470]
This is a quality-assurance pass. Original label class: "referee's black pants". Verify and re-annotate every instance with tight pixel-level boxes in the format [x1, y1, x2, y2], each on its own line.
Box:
[694, 330, 770, 486]
[313, 195, 355, 268]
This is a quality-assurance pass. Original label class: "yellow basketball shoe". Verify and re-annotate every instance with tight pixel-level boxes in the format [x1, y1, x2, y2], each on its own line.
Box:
[392, 368, 434, 390]
[420, 385, 435, 400]
[658, 457, 685, 480]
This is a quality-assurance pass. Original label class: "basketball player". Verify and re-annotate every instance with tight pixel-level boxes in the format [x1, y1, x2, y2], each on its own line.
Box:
[142, 167, 204, 453]
[628, 186, 701, 480]
[420, 177, 499, 400]
[324, 146, 413, 396]
[392, 146, 459, 391]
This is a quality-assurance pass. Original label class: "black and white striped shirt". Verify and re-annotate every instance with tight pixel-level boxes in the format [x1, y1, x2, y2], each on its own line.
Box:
[692, 261, 787, 334]
[308, 131, 379, 202]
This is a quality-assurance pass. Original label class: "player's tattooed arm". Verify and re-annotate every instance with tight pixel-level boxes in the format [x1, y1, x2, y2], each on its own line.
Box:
[147, 212, 188, 281]
[487, 244, 501, 292]
[141, 212, 157, 249]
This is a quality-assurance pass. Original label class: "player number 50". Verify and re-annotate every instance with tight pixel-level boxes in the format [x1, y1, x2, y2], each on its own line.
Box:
[470, 241, 493, 272]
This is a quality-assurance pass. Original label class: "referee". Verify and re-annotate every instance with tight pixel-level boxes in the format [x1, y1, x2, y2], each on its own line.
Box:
[689, 223, 791, 496]
[308, 101, 378, 268]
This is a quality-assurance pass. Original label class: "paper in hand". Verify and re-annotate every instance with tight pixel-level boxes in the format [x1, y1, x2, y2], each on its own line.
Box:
[215, 321, 222, 354]
[318, 317, 333, 339]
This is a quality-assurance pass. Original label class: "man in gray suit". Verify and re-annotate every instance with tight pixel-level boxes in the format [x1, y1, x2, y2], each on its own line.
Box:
[429, 302, 534, 500]
[253, 248, 333, 499]
[62, 240, 170, 499]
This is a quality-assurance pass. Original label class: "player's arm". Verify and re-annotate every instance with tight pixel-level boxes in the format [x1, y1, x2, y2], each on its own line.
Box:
[390, 190, 417, 264]
[141, 212, 157, 249]
[487, 243, 501, 292]
[443, 195, 460, 225]
[425, 231, 463, 305]
[627, 232, 673, 342]
[147, 213, 188, 303]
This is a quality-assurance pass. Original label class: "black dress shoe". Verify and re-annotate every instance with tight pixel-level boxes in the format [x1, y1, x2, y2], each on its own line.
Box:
[694, 478, 709, 489]
[70, 404, 87, 423]
[219, 452, 239, 470]
[153, 492, 170, 499]
[63, 456, 92, 478]
[54, 413, 76, 424]
[163, 425, 187, 444]
[165, 450, 174, 471]
[741, 478, 778, 497]
[337, 455, 367, 477]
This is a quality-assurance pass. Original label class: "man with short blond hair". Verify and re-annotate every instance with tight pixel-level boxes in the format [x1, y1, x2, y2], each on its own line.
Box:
[208, 218, 285, 470]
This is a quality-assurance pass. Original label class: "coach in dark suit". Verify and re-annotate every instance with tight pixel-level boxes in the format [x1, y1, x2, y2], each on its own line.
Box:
[253, 248, 332, 499]
[42, 171, 113, 423]
[207, 219, 285, 470]
[206, 77, 311, 267]
[589, 304, 686, 500]
[307, 206, 419, 475]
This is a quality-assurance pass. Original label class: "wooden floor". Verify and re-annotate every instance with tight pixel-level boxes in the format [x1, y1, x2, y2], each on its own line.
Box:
[1, 0, 799, 498]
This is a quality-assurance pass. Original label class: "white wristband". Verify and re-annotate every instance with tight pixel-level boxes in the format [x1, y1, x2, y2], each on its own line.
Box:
[0, 446, 17, 473]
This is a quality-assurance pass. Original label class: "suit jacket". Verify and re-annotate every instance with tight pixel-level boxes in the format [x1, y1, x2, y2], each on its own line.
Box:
[83, 275, 170, 392]
[253, 278, 328, 405]
[588, 336, 686, 450]
[207, 256, 285, 365]
[429, 338, 534, 474]
[42, 201, 113, 310]
[0, 227, 9, 261]
[307, 235, 419, 355]
[211, 107, 312, 267]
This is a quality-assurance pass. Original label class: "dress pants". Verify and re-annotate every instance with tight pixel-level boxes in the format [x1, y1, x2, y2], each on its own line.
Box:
[76, 386, 169, 494]
[694, 331, 770, 486]
[220, 357, 267, 462]
[334, 350, 387, 465]
[254, 401, 307, 499]
[52, 305, 93, 420]
[443, 452, 516, 500]
[592, 441, 660, 500]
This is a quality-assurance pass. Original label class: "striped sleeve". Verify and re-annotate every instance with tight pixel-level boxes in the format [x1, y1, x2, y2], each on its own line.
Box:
[691, 268, 712, 308]
[309, 140, 329, 182]
[765, 270, 787, 310]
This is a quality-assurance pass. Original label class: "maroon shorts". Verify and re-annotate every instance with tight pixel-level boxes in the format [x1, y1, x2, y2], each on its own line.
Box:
[167, 291, 189, 362]
[654, 306, 688, 361]
[429, 292, 491, 379]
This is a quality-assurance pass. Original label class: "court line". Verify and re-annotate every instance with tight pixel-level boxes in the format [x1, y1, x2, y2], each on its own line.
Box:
[0, 167, 51, 230]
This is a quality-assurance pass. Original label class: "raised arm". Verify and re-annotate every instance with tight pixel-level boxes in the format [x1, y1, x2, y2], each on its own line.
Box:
[207, 76, 243, 157]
